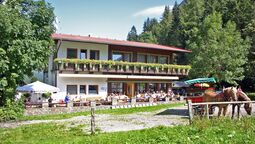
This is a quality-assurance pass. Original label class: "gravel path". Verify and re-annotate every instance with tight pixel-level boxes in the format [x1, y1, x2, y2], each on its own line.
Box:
[1, 104, 253, 133]
[0, 106, 189, 133]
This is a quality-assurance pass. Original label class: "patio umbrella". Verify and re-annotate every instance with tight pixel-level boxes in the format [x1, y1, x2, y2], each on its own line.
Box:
[185, 77, 216, 85]
[194, 83, 210, 87]
[172, 81, 189, 88]
[16, 81, 60, 93]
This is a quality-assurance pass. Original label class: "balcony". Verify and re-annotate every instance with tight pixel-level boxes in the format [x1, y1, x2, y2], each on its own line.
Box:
[54, 58, 191, 76]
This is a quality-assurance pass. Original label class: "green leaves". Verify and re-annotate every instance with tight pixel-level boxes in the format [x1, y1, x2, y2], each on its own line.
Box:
[188, 12, 250, 84]
[0, 0, 55, 105]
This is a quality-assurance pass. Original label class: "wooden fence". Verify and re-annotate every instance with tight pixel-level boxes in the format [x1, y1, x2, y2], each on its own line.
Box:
[187, 100, 255, 124]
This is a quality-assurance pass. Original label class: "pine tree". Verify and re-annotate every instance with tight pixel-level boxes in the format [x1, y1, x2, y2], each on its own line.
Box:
[167, 1, 182, 47]
[127, 26, 138, 41]
[179, 0, 205, 47]
[138, 31, 158, 44]
[143, 18, 158, 32]
[143, 18, 151, 32]
[158, 6, 172, 45]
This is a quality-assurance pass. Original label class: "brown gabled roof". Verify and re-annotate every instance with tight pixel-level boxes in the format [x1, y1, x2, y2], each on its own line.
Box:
[52, 33, 192, 53]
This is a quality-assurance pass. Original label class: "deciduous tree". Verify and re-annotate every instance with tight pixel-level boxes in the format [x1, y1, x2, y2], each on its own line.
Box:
[189, 12, 250, 84]
[0, 0, 55, 105]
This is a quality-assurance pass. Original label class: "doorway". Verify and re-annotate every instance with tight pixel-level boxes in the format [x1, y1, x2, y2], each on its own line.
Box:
[126, 82, 134, 98]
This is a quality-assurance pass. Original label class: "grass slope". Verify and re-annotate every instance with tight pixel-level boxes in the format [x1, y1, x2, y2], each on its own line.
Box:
[0, 117, 254, 144]
[19, 103, 184, 121]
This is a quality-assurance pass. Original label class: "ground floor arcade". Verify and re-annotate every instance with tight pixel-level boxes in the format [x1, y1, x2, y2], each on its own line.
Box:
[56, 74, 179, 100]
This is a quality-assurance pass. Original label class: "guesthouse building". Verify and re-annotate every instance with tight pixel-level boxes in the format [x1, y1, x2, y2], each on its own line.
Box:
[45, 33, 191, 100]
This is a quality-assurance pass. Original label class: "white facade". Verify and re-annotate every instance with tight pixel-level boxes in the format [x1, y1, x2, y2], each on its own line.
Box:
[45, 39, 183, 100]
[57, 75, 108, 100]
[47, 41, 109, 99]
[57, 41, 108, 60]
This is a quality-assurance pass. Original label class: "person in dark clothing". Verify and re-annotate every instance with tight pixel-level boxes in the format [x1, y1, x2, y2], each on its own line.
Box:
[48, 96, 53, 107]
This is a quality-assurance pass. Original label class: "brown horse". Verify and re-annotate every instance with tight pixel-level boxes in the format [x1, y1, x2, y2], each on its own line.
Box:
[203, 87, 238, 117]
[231, 89, 252, 119]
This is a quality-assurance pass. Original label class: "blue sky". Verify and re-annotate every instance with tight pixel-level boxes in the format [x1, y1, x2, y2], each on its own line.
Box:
[46, 0, 183, 40]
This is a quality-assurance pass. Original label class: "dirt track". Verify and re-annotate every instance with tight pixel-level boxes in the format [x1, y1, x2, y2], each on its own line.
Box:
[0, 104, 254, 133]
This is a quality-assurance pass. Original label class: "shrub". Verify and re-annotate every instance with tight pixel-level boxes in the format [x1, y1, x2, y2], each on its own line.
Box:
[42, 92, 51, 99]
[247, 93, 255, 100]
[0, 99, 24, 122]
[22, 93, 31, 99]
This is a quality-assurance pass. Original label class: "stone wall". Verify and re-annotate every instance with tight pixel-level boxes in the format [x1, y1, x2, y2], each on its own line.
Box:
[24, 97, 183, 116]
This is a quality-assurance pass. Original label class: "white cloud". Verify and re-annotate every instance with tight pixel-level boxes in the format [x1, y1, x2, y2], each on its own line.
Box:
[133, 5, 173, 17]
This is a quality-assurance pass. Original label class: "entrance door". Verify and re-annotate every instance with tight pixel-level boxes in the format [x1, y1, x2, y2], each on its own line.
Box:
[126, 83, 134, 98]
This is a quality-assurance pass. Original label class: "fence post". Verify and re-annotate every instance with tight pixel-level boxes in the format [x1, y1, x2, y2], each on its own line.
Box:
[187, 100, 193, 124]
[165, 97, 170, 103]
[112, 97, 118, 106]
[149, 97, 154, 104]
[42, 102, 49, 108]
[67, 101, 73, 108]
[131, 97, 136, 106]
[90, 101, 96, 135]
[205, 104, 209, 119]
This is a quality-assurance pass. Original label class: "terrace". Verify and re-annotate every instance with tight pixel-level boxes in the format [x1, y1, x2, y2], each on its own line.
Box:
[54, 58, 191, 76]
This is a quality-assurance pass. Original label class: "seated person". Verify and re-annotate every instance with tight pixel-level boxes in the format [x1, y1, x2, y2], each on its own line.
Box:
[136, 93, 141, 98]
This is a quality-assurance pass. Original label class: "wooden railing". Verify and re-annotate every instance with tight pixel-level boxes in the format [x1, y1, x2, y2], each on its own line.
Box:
[187, 100, 255, 124]
[54, 58, 191, 76]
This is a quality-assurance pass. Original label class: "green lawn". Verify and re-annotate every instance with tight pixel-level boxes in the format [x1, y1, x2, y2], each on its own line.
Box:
[19, 103, 184, 121]
[0, 117, 254, 144]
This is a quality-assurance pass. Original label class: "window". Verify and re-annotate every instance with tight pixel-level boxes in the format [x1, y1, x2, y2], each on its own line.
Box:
[90, 50, 99, 60]
[137, 54, 146, 63]
[123, 53, 131, 62]
[149, 83, 156, 92]
[159, 83, 167, 92]
[80, 50, 87, 59]
[148, 55, 157, 63]
[111, 83, 123, 93]
[112, 52, 131, 62]
[158, 56, 168, 64]
[89, 85, 98, 94]
[67, 85, 77, 95]
[80, 85, 86, 94]
[67, 49, 77, 58]
[112, 53, 122, 61]
[137, 83, 145, 93]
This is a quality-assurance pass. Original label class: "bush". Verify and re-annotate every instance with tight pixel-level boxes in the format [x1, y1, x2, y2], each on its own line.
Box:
[42, 92, 51, 99]
[247, 93, 255, 100]
[22, 93, 31, 99]
[0, 99, 24, 122]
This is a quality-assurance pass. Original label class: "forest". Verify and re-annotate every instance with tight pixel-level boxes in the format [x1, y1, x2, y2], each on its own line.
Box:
[127, 0, 255, 90]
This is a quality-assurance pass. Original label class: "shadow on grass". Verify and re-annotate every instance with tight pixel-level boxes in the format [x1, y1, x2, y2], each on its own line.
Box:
[155, 108, 188, 118]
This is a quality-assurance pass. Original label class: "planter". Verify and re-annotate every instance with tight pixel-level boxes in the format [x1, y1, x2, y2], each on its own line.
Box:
[124, 65, 132, 73]
[75, 63, 80, 71]
[148, 67, 155, 74]
[108, 65, 117, 72]
[172, 68, 176, 74]
[89, 64, 99, 72]
[53, 58, 191, 75]
[133, 66, 140, 73]
[117, 65, 124, 72]
[159, 67, 167, 74]
[140, 66, 147, 74]
[177, 68, 181, 74]
[58, 62, 64, 70]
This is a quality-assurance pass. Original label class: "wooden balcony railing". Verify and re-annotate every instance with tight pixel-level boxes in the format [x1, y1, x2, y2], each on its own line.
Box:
[54, 58, 191, 76]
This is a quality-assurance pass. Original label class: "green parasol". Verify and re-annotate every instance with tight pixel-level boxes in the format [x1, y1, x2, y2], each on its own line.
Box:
[184, 78, 216, 85]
